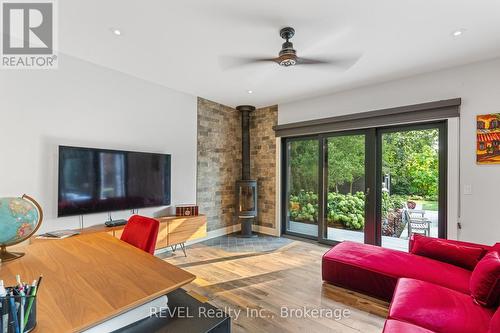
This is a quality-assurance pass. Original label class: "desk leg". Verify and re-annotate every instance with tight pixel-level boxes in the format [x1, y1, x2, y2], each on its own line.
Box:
[180, 243, 187, 257]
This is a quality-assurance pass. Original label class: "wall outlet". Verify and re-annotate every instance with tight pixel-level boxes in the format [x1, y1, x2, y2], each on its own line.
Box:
[464, 184, 472, 195]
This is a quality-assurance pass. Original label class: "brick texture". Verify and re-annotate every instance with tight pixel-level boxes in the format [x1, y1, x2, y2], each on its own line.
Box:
[197, 98, 241, 231]
[197, 98, 278, 231]
[250, 105, 278, 228]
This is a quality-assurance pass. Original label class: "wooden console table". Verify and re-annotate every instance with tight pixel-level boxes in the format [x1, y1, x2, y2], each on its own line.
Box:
[80, 215, 207, 255]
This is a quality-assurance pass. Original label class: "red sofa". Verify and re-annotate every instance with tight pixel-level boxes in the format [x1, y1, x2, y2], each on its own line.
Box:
[322, 236, 500, 333]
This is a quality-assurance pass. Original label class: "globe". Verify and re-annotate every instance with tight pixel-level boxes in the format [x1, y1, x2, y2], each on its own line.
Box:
[0, 195, 43, 262]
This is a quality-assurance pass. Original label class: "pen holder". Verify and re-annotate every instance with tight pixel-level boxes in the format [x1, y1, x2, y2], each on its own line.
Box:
[0, 293, 37, 333]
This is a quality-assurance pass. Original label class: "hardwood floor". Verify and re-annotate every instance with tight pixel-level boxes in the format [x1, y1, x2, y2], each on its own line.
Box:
[164, 235, 386, 333]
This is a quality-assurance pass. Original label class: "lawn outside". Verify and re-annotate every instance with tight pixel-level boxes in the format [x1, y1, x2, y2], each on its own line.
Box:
[415, 200, 438, 211]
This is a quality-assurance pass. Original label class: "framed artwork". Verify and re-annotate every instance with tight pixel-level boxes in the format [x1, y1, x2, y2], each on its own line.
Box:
[476, 113, 500, 164]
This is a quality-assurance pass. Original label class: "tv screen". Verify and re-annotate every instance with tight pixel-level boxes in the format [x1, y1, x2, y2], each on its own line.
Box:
[58, 146, 171, 217]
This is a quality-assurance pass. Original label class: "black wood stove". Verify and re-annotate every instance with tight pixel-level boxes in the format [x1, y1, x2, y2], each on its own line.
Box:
[236, 105, 258, 237]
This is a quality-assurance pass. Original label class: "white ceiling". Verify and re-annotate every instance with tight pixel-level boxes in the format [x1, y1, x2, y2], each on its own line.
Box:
[59, 0, 500, 108]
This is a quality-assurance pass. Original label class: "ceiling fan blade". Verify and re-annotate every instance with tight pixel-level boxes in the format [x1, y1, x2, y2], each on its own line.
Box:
[218, 56, 278, 70]
[296, 55, 361, 69]
[295, 58, 332, 65]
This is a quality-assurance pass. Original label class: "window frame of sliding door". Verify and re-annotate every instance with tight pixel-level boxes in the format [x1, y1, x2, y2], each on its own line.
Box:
[318, 129, 376, 246]
[281, 120, 447, 245]
[375, 120, 448, 245]
[281, 135, 321, 241]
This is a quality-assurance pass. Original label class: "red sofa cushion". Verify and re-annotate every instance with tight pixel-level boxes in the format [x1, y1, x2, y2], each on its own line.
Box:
[322, 241, 472, 301]
[470, 251, 500, 307]
[409, 235, 493, 256]
[410, 234, 485, 270]
[383, 320, 436, 333]
[389, 278, 494, 333]
[490, 308, 500, 333]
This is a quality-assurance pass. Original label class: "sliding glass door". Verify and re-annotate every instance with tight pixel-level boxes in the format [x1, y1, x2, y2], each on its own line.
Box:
[323, 132, 367, 244]
[282, 121, 447, 250]
[378, 123, 446, 250]
[284, 137, 319, 238]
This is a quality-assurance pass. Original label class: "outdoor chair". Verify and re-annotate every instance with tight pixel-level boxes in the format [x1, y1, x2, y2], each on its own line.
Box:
[403, 207, 431, 237]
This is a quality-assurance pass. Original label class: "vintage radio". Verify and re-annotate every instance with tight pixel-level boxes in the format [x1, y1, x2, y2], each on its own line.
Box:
[175, 205, 199, 217]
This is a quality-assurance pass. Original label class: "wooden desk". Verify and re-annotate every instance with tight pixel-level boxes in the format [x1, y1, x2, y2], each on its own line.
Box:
[0, 233, 195, 332]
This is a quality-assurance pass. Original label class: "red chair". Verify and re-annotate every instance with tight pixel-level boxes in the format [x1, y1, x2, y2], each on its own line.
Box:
[120, 215, 159, 255]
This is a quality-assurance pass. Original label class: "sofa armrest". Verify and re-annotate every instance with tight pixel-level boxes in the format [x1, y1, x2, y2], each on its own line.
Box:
[493, 243, 500, 253]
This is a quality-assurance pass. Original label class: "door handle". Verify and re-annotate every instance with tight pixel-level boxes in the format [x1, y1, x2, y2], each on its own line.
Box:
[366, 187, 370, 195]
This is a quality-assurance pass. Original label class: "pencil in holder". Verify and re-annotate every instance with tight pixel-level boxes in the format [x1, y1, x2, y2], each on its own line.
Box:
[0, 293, 37, 333]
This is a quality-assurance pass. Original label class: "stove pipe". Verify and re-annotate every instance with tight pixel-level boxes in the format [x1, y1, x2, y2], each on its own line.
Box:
[236, 105, 255, 180]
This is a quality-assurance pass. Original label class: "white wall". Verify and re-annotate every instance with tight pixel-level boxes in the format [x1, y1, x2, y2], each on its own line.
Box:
[279, 57, 500, 245]
[0, 54, 197, 234]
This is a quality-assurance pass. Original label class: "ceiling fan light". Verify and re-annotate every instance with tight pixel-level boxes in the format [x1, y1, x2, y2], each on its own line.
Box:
[278, 52, 297, 67]
[279, 58, 296, 67]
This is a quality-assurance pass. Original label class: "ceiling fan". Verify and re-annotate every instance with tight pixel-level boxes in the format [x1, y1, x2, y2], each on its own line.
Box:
[221, 27, 358, 68]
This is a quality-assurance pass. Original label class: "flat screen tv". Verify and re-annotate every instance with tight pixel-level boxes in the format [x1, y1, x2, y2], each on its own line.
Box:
[58, 146, 171, 217]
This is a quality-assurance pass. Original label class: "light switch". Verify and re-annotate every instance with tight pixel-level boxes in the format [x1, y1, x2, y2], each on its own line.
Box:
[464, 184, 472, 195]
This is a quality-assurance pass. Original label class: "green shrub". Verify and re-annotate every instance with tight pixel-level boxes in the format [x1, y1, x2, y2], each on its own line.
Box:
[289, 190, 318, 223]
[289, 191, 408, 231]
[326, 191, 365, 230]
[381, 192, 405, 218]
[290, 191, 365, 230]
[389, 194, 406, 210]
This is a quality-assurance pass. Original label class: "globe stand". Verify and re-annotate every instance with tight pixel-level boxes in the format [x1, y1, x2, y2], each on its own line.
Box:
[0, 245, 25, 262]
